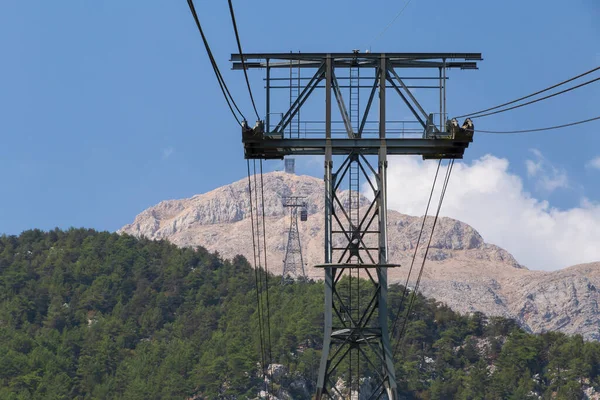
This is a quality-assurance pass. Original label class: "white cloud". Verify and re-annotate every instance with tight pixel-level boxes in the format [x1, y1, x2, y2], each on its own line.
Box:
[162, 147, 175, 160]
[525, 159, 542, 177]
[525, 149, 568, 192]
[586, 156, 600, 170]
[529, 148, 543, 159]
[537, 170, 568, 192]
[379, 155, 600, 271]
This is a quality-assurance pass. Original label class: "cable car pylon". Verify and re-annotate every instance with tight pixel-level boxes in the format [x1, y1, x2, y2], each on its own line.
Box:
[234, 51, 482, 399]
[282, 196, 308, 284]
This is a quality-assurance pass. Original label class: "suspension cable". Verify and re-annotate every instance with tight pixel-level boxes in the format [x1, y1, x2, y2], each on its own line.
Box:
[455, 65, 600, 119]
[186, 0, 246, 124]
[474, 115, 600, 134]
[393, 159, 455, 357]
[368, 0, 415, 49]
[259, 160, 274, 393]
[251, 160, 269, 395]
[227, 0, 261, 121]
[246, 160, 267, 390]
[389, 159, 442, 343]
[462, 75, 600, 120]
[250, 160, 275, 396]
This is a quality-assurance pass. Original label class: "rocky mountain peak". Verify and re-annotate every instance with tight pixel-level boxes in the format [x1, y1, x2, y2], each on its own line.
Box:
[120, 171, 600, 340]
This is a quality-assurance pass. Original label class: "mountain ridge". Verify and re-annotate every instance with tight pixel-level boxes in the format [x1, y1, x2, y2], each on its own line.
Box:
[120, 171, 600, 340]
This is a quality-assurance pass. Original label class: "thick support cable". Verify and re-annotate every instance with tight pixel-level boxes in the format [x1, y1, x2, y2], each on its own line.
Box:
[463, 76, 600, 119]
[246, 160, 267, 390]
[228, 0, 261, 120]
[259, 160, 274, 393]
[251, 161, 267, 377]
[393, 159, 455, 357]
[455, 65, 600, 119]
[186, 0, 245, 124]
[389, 159, 442, 342]
[475, 115, 600, 134]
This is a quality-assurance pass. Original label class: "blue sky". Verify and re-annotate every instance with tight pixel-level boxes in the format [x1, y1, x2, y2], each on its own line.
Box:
[1, 0, 599, 268]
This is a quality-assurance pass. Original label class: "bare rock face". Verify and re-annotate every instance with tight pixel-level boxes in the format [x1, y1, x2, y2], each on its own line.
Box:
[503, 264, 600, 340]
[120, 172, 600, 340]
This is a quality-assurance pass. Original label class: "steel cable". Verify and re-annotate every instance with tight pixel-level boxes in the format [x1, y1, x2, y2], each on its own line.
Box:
[228, 0, 261, 121]
[393, 159, 455, 357]
[251, 160, 270, 395]
[462, 76, 600, 120]
[389, 159, 442, 344]
[455, 65, 600, 119]
[186, 0, 246, 124]
[259, 160, 274, 395]
[368, 0, 415, 49]
[246, 160, 267, 390]
[474, 115, 600, 134]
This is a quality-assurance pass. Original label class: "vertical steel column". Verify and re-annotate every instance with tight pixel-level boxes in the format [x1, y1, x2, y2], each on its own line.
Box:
[266, 59, 270, 131]
[442, 59, 447, 127]
[316, 54, 334, 399]
[439, 67, 443, 132]
[325, 55, 333, 276]
[378, 54, 398, 399]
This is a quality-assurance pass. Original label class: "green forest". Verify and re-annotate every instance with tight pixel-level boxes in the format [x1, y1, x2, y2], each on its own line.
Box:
[1, 228, 600, 399]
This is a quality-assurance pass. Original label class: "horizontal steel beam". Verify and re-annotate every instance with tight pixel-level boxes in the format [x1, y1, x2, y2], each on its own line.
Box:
[243, 137, 470, 158]
[233, 60, 478, 70]
[267, 85, 440, 89]
[314, 263, 401, 269]
[231, 52, 483, 61]
[264, 76, 448, 81]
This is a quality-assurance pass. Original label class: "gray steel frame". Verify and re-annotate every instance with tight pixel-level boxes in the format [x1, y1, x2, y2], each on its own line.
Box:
[314, 149, 399, 399]
[235, 52, 481, 161]
[233, 52, 481, 399]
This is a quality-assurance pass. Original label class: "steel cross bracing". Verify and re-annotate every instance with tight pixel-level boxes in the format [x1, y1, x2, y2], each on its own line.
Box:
[282, 196, 307, 283]
[314, 152, 400, 400]
[234, 52, 481, 399]
[235, 52, 481, 160]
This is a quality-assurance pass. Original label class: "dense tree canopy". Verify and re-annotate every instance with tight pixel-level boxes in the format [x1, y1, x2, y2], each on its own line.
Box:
[1, 229, 599, 399]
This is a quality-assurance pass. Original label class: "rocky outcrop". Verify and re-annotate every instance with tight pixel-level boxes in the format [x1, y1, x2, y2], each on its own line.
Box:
[120, 172, 600, 340]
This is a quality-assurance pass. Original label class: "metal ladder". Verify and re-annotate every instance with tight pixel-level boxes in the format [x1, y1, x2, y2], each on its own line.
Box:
[348, 62, 361, 394]
[348, 155, 361, 397]
[289, 59, 301, 138]
[349, 160, 360, 234]
[349, 64, 360, 137]
[349, 63, 361, 244]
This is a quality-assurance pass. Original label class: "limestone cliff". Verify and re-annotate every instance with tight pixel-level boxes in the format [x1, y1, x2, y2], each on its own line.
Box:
[120, 172, 600, 340]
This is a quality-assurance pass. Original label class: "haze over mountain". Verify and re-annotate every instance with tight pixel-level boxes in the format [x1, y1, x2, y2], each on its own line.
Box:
[120, 172, 600, 340]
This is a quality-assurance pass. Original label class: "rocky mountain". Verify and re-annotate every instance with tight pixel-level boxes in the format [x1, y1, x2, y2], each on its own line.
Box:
[120, 172, 600, 340]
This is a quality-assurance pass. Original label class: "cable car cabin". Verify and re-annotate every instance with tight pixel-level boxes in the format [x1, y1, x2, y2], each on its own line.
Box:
[300, 209, 308, 221]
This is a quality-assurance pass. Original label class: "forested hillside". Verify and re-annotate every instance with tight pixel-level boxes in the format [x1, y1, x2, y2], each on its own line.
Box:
[1, 229, 600, 399]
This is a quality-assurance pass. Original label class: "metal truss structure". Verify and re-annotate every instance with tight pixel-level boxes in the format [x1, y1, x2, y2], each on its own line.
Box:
[234, 52, 481, 399]
[282, 196, 307, 283]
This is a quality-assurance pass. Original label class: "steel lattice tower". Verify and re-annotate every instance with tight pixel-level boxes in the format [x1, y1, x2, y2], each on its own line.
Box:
[282, 196, 307, 283]
[235, 52, 481, 399]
